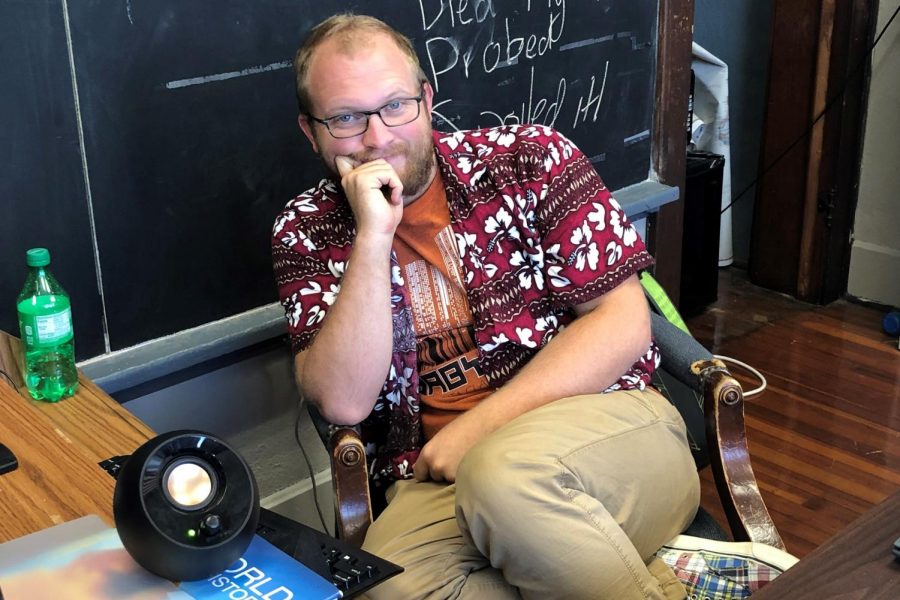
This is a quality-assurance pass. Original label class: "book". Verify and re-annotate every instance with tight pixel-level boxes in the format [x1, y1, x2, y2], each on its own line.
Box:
[0, 517, 341, 600]
[178, 535, 343, 600]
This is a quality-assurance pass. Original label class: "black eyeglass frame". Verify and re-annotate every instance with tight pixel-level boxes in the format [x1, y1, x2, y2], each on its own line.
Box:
[307, 83, 426, 139]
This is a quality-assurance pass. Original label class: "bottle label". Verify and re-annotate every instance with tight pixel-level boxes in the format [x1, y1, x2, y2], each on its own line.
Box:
[19, 308, 73, 348]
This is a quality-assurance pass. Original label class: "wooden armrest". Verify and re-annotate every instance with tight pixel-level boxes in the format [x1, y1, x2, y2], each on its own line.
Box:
[328, 427, 373, 547]
[696, 361, 786, 550]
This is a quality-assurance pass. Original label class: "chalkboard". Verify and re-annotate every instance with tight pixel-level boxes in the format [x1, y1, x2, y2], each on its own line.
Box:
[1, 0, 658, 362]
[0, 0, 105, 358]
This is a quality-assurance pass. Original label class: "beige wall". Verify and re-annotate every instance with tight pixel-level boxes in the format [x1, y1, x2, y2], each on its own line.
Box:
[848, 1, 900, 306]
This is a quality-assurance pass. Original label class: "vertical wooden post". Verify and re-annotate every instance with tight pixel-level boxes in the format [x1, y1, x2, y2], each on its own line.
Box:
[648, 0, 694, 303]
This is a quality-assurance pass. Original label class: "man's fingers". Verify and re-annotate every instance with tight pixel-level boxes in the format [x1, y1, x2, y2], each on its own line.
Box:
[334, 155, 357, 177]
[413, 457, 428, 482]
[346, 160, 403, 204]
[336, 157, 402, 199]
[412, 454, 452, 483]
[383, 174, 403, 205]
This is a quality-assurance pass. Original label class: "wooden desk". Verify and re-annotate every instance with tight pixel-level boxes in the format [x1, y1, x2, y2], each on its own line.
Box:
[753, 489, 900, 598]
[0, 331, 154, 542]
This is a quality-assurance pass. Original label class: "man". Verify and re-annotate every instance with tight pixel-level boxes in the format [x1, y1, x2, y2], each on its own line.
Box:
[273, 14, 699, 599]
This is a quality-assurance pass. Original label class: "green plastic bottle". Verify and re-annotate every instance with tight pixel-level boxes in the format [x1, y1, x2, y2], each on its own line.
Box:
[16, 248, 79, 401]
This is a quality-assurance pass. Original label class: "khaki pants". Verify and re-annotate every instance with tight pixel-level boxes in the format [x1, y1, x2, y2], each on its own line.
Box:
[362, 390, 700, 600]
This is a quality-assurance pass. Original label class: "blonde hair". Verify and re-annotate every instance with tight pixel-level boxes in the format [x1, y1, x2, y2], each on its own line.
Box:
[293, 13, 428, 114]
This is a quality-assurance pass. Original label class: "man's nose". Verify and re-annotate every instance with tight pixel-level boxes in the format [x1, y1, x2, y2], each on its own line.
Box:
[361, 113, 393, 148]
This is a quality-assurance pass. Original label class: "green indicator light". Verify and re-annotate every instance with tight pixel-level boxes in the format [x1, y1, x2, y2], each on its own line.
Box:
[187, 528, 197, 539]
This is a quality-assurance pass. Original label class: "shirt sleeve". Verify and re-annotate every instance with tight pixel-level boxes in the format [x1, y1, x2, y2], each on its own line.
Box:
[271, 183, 353, 354]
[526, 128, 654, 308]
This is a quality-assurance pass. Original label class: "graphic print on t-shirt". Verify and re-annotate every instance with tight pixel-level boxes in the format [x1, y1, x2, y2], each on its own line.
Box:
[393, 176, 491, 438]
[402, 226, 470, 340]
[398, 226, 490, 413]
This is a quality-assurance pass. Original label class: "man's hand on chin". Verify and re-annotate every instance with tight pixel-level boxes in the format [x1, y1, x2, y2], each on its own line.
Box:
[335, 155, 404, 237]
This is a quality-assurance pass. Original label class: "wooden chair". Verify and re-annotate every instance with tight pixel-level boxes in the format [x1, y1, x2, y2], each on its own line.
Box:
[309, 310, 785, 552]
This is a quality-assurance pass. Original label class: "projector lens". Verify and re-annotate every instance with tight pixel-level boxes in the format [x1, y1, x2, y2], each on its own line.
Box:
[163, 459, 215, 509]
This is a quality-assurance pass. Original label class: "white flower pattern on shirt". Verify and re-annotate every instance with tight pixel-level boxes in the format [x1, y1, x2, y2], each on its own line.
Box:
[569, 223, 600, 271]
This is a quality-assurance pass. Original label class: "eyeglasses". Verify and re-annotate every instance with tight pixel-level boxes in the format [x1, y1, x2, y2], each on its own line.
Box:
[308, 85, 425, 139]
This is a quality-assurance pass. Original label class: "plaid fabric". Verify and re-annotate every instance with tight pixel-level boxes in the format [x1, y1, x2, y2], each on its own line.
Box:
[656, 546, 785, 599]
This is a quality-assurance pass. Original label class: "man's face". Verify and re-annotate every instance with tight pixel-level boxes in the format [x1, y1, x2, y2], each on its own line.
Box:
[299, 33, 436, 203]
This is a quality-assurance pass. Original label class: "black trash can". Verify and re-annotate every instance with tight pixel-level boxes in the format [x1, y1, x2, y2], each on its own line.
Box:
[679, 151, 725, 318]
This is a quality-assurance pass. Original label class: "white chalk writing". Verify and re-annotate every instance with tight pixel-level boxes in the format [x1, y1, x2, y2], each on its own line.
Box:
[478, 66, 565, 128]
[418, 0, 631, 139]
[572, 60, 609, 128]
[421, 0, 566, 93]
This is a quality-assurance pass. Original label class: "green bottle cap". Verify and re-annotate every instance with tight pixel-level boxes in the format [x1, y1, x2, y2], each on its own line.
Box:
[26, 248, 51, 267]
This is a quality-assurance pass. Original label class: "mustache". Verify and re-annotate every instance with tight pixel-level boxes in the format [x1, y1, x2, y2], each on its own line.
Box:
[346, 142, 408, 164]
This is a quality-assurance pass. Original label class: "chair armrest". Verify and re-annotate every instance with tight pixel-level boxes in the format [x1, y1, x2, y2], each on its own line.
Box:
[327, 427, 373, 547]
[695, 361, 786, 550]
[305, 404, 373, 546]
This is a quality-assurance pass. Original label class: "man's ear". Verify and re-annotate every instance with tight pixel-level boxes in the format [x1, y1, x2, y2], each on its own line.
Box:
[298, 114, 319, 154]
[422, 81, 435, 116]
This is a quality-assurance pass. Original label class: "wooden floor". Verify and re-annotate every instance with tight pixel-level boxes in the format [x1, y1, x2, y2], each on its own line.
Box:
[686, 268, 900, 558]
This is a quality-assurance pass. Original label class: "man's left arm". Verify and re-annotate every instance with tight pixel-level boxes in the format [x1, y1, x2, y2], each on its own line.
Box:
[414, 273, 650, 482]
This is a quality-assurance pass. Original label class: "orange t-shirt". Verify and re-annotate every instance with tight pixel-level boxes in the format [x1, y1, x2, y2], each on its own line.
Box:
[393, 174, 491, 439]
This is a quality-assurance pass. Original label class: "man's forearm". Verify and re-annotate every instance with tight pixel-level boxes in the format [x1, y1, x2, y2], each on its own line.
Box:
[456, 277, 650, 438]
[413, 276, 652, 482]
[297, 231, 396, 425]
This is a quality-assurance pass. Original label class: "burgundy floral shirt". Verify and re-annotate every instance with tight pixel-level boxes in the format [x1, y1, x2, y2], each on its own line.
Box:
[272, 125, 660, 486]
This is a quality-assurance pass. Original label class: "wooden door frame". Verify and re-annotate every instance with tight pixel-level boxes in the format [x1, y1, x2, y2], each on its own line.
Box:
[814, 0, 877, 301]
[751, 0, 876, 303]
